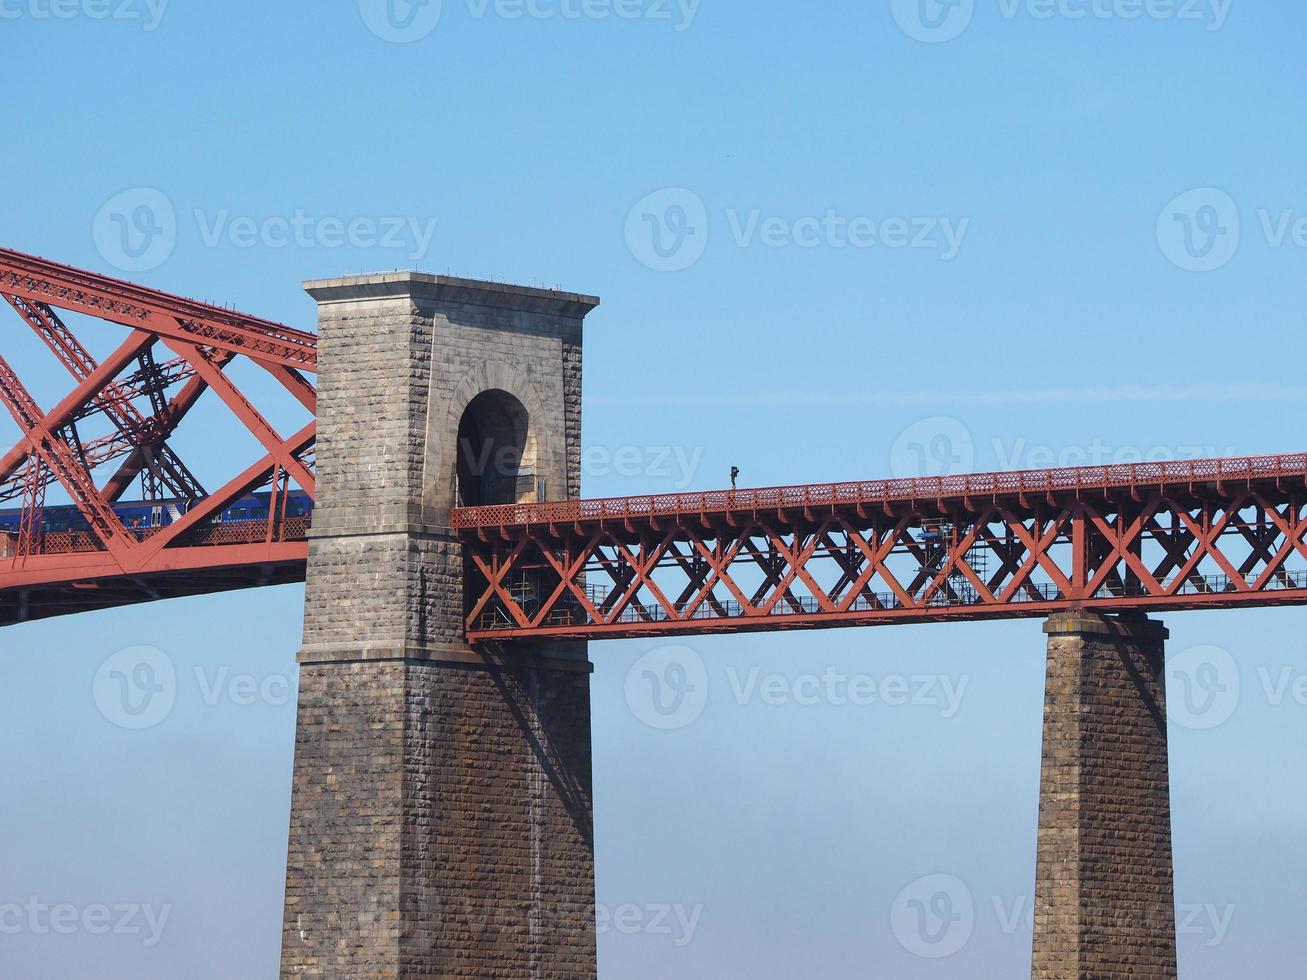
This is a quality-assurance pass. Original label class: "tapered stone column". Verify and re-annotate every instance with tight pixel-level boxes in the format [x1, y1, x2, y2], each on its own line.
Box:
[280, 272, 600, 978]
[1032, 611, 1177, 979]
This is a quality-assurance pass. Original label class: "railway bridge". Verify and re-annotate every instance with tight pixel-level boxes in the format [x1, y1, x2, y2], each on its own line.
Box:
[3, 246, 1301, 978]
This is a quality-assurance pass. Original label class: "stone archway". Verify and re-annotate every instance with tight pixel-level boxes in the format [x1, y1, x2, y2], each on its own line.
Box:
[426, 360, 555, 520]
[455, 388, 534, 506]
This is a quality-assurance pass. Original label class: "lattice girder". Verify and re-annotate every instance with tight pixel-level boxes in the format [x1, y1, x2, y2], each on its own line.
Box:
[457, 455, 1307, 641]
[0, 248, 316, 625]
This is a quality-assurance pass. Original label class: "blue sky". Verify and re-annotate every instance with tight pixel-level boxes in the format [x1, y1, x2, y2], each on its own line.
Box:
[1, 1, 1304, 977]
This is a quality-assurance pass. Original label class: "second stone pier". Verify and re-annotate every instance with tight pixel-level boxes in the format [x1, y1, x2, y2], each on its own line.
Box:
[1032, 611, 1178, 979]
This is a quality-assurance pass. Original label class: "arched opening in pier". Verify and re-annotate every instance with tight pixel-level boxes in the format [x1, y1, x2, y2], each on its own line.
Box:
[456, 389, 535, 507]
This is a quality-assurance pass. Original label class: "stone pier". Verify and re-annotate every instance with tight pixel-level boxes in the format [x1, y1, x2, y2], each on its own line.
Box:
[280, 271, 600, 978]
[1032, 611, 1178, 979]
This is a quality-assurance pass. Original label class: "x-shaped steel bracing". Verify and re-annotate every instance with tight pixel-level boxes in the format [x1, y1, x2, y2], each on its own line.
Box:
[0, 248, 316, 587]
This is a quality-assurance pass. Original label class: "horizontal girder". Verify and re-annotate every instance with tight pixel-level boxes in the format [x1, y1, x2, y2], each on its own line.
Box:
[455, 453, 1307, 642]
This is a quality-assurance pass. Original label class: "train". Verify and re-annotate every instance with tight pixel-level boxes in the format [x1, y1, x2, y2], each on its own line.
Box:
[0, 489, 313, 536]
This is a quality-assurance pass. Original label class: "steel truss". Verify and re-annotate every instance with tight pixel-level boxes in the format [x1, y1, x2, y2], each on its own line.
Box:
[7, 249, 1307, 642]
[456, 454, 1307, 641]
[0, 248, 315, 625]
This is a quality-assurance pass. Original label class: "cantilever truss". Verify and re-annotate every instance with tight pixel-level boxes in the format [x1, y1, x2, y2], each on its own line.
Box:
[455, 454, 1307, 641]
[0, 247, 316, 624]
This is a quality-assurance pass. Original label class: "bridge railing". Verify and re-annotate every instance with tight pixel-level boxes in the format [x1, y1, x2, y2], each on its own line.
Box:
[451, 451, 1307, 529]
[25, 516, 312, 555]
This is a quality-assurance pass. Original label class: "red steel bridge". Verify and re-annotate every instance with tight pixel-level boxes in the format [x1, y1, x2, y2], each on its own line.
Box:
[4, 247, 1307, 638]
[0, 247, 315, 624]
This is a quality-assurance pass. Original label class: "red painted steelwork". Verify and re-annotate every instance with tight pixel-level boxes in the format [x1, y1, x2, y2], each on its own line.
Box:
[6, 249, 1307, 642]
[456, 453, 1307, 641]
[452, 454, 1307, 530]
[0, 248, 317, 370]
[0, 249, 314, 626]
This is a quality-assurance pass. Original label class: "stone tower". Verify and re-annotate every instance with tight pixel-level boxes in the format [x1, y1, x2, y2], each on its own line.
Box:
[280, 271, 600, 978]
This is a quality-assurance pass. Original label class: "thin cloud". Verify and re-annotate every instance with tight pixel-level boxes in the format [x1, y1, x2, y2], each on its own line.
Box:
[591, 385, 1307, 408]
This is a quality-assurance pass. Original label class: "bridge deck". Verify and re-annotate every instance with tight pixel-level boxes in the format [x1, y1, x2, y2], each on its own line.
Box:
[454, 452, 1307, 641]
[454, 453, 1307, 530]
